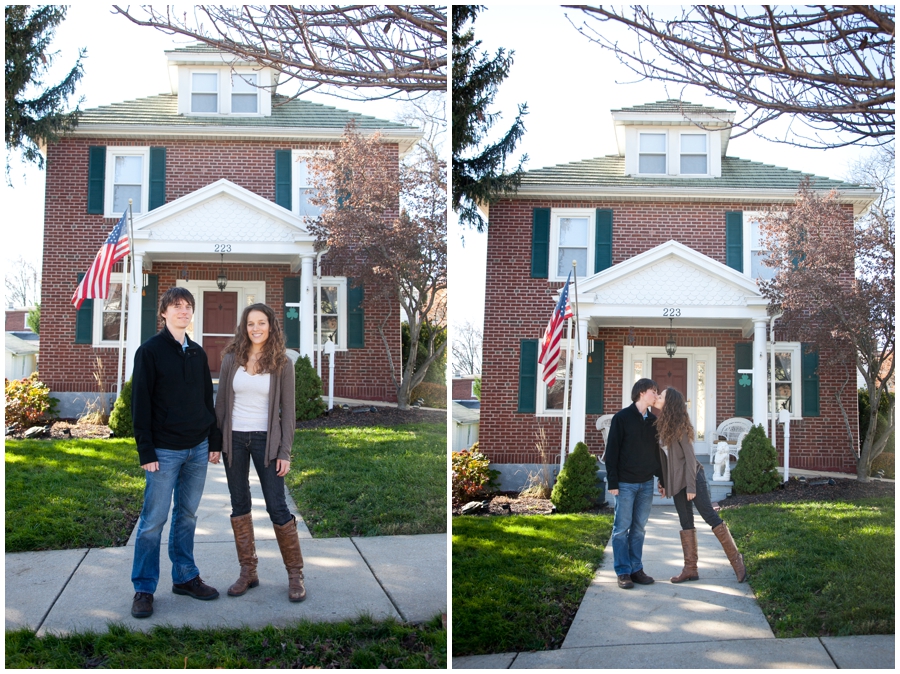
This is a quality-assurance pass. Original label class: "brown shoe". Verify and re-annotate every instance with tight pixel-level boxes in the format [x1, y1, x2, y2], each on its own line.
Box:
[712, 522, 747, 582]
[671, 528, 700, 583]
[172, 576, 219, 600]
[228, 513, 260, 597]
[273, 516, 307, 602]
[617, 574, 634, 589]
[630, 568, 655, 585]
[131, 592, 153, 618]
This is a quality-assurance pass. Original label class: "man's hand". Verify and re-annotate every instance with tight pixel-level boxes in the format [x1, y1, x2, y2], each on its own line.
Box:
[608, 489, 618, 496]
[276, 459, 291, 477]
[142, 462, 159, 472]
[209, 452, 221, 464]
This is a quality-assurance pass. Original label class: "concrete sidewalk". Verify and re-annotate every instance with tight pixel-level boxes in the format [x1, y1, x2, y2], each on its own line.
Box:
[6, 461, 447, 636]
[453, 506, 894, 669]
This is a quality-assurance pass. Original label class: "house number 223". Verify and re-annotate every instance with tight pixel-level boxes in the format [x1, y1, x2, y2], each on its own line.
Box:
[663, 308, 682, 317]
[214, 244, 232, 252]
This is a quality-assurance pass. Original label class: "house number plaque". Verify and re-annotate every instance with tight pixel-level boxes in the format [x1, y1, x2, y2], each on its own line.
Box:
[214, 244, 232, 252]
[662, 308, 682, 317]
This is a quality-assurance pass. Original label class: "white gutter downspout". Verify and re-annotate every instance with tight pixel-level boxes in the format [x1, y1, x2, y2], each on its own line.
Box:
[769, 312, 783, 440]
[315, 251, 324, 378]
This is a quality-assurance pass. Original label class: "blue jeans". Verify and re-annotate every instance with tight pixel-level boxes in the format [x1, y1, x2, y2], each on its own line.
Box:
[611, 479, 655, 576]
[132, 441, 209, 593]
[224, 431, 292, 526]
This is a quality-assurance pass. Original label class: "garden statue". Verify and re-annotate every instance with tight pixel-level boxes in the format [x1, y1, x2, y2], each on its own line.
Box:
[712, 440, 731, 481]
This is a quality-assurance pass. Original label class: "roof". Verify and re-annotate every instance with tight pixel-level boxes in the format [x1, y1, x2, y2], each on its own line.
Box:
[6, 333, 40, 356]
[612, 99, 733, 115]
[452, 401, 481, 424]
[168, 43, 238, 54]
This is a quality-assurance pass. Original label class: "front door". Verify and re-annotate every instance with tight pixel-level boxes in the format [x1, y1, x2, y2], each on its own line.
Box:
[203, 291, 238, 377]
[651, 357, 688, 415]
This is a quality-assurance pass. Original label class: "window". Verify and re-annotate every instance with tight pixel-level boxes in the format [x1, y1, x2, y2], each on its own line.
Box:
[92, 273, 127, 346]
[191, 72, 218, 113]
[104, 147, 149, 217]
[231, 73, 258, 113]
[291, 150, 332, 220]
[680, 133, 708, 174]
[537, 358, 573, 416]
[768, 343, 802, 419]
[549, 208, 594, 281]
[638, 133, 666, 174]
[743, 211, 776, 280]
[315, 277, 347, 349]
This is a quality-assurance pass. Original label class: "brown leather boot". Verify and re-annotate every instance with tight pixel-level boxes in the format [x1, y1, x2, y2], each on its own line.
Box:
[273, 516, 306, 602]
[670, 528, 700, 583]
[227, 513, 259, 596]
[712, 522, 747, 582]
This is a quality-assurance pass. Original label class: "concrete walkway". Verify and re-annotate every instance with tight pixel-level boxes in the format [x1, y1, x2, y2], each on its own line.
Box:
[7, 460, 446, 636]
[453, 505, 894, 669]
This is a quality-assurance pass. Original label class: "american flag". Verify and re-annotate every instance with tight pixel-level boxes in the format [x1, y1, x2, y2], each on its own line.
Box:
[71, 211, 130, 310]
[538, 271, 575, 386]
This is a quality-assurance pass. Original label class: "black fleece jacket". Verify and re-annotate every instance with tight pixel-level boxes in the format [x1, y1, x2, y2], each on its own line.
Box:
[131, 326, 221, 465]
[604, 402, 662, 490]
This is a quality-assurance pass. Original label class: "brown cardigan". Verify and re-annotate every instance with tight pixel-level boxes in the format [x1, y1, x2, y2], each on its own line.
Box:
[214, 352, 296, 467]
[658, 433, 702, 496]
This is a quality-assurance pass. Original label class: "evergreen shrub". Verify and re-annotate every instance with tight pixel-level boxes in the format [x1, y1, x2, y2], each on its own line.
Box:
[731, 424, 780, 494]
[295, 355, 326, 421]
[108, 378, 133, 437]
[550, 442, 600, 513]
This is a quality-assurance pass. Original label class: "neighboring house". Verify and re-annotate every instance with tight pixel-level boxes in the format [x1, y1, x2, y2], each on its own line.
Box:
[5, 332, 39, 380]
[452, 376, 478, 401]
[479, 100, 879, 489]
[5, 310, 31, 332]
[40, 44, 420, 417]
[452, 400, 480, 451]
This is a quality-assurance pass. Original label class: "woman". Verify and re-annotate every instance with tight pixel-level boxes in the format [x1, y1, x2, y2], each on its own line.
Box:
[655, 387, 746, 583]
[212, 303, 305, 602]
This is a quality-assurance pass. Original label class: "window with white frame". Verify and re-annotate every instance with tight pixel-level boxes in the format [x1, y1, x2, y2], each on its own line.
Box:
[92, 273, 127, 346]
[768, 343, 802, 419]
[191, 72, 218, 113]
[680, 133, 708, 174]
[537, 358, 572, 415]
[291, 150, 332, 220]
[549, 208, 594, 281]
[743, 211, 777, 280]
[105, 147, 149, 217]
[314, 277, 347, 349]
[231, 73, 258, 113]
[638, 132, 667, 174]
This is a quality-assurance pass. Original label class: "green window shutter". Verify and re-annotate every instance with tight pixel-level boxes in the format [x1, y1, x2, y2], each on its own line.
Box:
[517, 339, 539, 413]
[74, 273, 93, 343]
[735, 342, 753, 417]
[531, 208, 550, 278]
[275, 150, 292, 210]
[283, 276, 301, 348]
[87, 146, 106, 214]
[585, 340, 605, 414]
[347, 282, 364, 348]
[801, 344, 820, 417]
[725, 211, 743, 272]
[140, 274, 159, 343]
[148, 147, 166, 210]
[594, 209, 613, 274]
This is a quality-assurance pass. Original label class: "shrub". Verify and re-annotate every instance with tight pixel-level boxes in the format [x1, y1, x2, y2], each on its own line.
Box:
[870, 452, 895, 479]
[550, 442, 600, 513]
[731, 424, 780, 495]
[859, 388, 894, 454]
[295, 355, 326, 421]
[108, 378, 134, 437]
[452, 443, 499, 504]
[4, 373, 59, 428]
[411, 382, 447, 409]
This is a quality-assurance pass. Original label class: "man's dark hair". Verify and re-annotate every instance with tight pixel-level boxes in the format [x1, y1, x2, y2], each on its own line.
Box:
[631, 378, 658, 402]
[158, 287, 195, 317]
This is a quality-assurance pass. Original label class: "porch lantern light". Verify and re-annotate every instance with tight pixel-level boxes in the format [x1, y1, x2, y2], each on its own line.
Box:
[216, 254, 228, 291]
[665, 318, 677, 358]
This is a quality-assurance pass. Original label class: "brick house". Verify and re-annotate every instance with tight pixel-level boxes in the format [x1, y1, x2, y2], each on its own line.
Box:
[478, 101, 878, 490]
[41, 45, 420, 416]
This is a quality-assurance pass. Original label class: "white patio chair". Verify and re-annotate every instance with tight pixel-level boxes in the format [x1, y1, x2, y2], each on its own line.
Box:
[713, 417, 753, 464]
[595, 414, 614, 463]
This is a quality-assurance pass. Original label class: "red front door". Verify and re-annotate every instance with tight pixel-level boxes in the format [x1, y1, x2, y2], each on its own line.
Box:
[203, 291, 238, 377]
[651, 357, 688, 415]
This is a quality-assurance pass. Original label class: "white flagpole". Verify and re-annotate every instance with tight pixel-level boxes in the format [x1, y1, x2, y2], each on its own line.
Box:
[571, 261, 582, 357]
[559, 316, 573, 471]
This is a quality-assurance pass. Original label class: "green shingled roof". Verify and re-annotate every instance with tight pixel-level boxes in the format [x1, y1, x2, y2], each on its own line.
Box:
[168, 43, 235, 53]
[519, 155, 868, 191]
[612, 99, 733, 115]
[75, 93, 412, 130]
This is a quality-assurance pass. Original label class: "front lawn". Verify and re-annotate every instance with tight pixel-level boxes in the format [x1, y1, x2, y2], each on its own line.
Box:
[452, 513, 612, 656]
[287, 423, 446, 537]
[5, 438, 145, 552]
[721, 496, 894, 637]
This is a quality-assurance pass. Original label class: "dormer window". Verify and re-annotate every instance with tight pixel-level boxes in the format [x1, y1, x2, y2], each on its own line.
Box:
[191, 73, 218, 113]
[638, 133, 666, 174]
[231, 73, 258, 113]
[680, 134, 708, 174]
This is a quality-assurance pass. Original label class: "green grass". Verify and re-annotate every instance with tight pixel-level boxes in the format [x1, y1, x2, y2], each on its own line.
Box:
[5, 615, 446, 668]
[452, 513, 612, 656]
[722, 496, 894, 637]
[5, 438, 145, 552]
[286, 423, 446, 537]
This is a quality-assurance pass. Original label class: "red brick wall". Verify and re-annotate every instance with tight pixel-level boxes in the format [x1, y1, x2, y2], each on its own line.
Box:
[479, 197, 858, 473]
[452, 379, 476, 400]
[6, 310, 28, 331]
[40, 136, 400, 403]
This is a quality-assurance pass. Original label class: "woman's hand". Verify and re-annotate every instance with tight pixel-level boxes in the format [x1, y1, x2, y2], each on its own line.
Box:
[276, 459, 291, 477]
[209, 452, 221, 464]
[687, 492, 696, 501]
[658, 484, 666, 498]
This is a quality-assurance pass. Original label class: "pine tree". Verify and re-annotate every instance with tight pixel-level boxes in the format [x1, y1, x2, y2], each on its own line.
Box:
[551, 442, 600, 513]
[108, 378, 133, 438]
[451, 5, 528, 231]
[731, 425, 781, 495]
[5, 6, 84, 174]
[294, 355, 326, 421]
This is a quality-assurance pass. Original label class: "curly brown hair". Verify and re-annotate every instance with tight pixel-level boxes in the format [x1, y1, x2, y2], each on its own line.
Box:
[222, 303, 288, 374]
[656, 387, 695, 447]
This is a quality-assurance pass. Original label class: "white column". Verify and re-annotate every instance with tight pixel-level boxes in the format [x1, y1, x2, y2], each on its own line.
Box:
[752, 319, 768, 432]
[125, 253, 144, 382]
[299, 254, 315, 359]
[568, 317, 590, 452]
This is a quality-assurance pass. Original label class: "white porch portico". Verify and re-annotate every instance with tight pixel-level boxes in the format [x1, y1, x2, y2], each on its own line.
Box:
[124, 179, 317, 378]
[564, 241, 771, 455]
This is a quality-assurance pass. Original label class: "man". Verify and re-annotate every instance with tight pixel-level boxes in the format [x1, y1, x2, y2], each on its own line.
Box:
[604, 378, 663, 589]
[130, 287, 222, 618]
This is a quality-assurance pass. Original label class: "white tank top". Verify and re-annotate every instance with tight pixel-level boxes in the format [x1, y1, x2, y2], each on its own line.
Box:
[231, 366, 270, 432]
